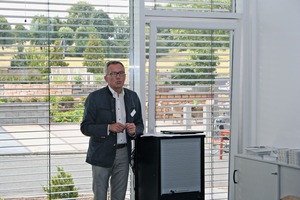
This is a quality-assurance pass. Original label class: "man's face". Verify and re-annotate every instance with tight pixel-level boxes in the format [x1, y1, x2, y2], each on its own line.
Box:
[104, 63, 126, 93]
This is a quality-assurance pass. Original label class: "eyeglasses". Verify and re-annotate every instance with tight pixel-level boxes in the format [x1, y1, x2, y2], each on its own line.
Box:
[108, 71, 126, 77]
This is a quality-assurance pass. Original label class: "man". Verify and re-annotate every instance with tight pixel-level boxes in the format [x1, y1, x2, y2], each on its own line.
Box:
[80, 60, 144, 200]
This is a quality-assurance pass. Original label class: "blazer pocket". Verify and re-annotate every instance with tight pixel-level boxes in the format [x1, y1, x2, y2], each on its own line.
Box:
[92, 136, 108, 142]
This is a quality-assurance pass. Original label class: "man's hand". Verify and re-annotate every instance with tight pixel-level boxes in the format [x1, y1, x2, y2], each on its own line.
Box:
[126, 123, 136, 136]
[109, 122, 126, 133]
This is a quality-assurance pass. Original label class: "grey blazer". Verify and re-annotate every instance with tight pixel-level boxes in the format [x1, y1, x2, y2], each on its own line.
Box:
[80, 86, 144, 167]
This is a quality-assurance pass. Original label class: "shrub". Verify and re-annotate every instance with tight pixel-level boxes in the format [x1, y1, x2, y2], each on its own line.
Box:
[42, 166, 79, 199]
[59, 96, 75, 108]
[7, 97, 22, 102]
[43, 96, 58, 103]
[60, 96, 74, 102]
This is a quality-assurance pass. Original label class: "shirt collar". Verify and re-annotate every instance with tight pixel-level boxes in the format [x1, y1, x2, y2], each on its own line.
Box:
[108, 86, 124, 97]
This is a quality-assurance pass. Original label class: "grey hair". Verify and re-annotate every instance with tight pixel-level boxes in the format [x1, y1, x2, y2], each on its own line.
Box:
[105, 61, 125, 74]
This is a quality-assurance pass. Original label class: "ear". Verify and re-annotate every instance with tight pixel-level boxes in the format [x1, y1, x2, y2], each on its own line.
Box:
[104, 75, 108, 82]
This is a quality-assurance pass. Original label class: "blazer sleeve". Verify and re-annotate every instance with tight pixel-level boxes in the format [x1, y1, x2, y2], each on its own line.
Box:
[130, 92, 144, 137]
[80, 91, 111, 138]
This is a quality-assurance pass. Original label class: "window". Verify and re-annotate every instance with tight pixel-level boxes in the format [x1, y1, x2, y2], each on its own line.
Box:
[143, 1, 234, 199]
[144, 0, 233, 12]
[0, 0, 130, 198]
[0, 0, 234, 199]
[145, 24, 232, 200]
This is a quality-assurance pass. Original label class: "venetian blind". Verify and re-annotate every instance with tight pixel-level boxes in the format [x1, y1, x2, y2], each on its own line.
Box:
[0, 0, 130, 199]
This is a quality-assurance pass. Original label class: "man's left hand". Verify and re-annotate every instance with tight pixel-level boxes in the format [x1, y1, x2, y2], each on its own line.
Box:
[125, 123, 136, 136]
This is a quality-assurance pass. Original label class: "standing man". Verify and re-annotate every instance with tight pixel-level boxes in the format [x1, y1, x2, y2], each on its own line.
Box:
[80, 60, 144, 200]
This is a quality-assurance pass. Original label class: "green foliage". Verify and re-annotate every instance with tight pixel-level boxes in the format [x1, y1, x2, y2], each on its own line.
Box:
[23, 97, 40, 102]
[11, 39, 70, 73]
[50, 40, 69, 67]
[49, 96, 84, 122]
[0, 75, 47, 83]
[169, 29, 230, 85]
[58, 96, 75, 108]
[107, 15, 130, 58]
[0, 16, 14, 50]
[66, 1, 117, 55]
[10, 47, 50, 74]
[7, 97, 22, 102]
[80, 96, 87, 102]
[43, 166, 79, 199]
[43, 96, 58, 103]
[58, 27, 74, 46]
[74, 76, 82, 85]
[171, 62, 217, 85]
[66, 1, 96, 31]
[164, 0, 232, 12]
[30, 15, 61, 46]
[74, 26, 98, 54]
[83, 34, 105, 73]
[60, 96, 74, 102]
[1, 95, 84, 123]
[92, 10, 114, 39]
[7, 2, 129, 63]
[66, 1, 114, 38]
[14, 24, 30, 46]
[64, 46, 77, 57]
[51, 109, 84, 123]
[0, 98, 7, 103]
[94, 75, 104, 84]
[191, 0, 232, 12]
[171, 50, 218, 85]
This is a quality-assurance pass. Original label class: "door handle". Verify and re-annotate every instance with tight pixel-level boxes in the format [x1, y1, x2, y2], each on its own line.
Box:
[271, 172, 278, 175]
[233, 170, 238, 184]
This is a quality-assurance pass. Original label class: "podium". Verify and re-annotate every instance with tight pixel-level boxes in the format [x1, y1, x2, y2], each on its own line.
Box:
[134, 132, 205, 200]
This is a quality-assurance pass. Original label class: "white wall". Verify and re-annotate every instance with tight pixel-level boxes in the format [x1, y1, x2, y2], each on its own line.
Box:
[254, 0, 300, 148]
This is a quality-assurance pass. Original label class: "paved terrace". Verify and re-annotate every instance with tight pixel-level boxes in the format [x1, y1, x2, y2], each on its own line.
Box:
[0, 122, 229, 199]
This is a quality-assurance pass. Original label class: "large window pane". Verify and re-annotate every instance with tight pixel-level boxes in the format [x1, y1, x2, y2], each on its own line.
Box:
[0, 0, 130, 198]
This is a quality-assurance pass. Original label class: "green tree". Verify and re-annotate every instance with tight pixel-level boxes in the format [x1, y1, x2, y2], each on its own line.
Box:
[66, 1, 114, 55]
[50, 40, 69, 67]
[172, 50, 218, 86]
[10, 53, 29, 69]
[66, 1, 114, 36]
[170, 29, 230, 85]
[165, 0, 231, 12]
[58, 27, 74, 46]
[66, 1, 95, 31]
[42, 166, 79, 199]
[27, 48, 50, 74]
[30, 15, 61, 47]
[109, 15, 130, 58]
[83, 34, 105, 73]
[0, 16, 14, 50]
[74, 26, 97, 54]
[11, 47, 49, 74]
[14, 24, 30, 52]
[157, 0, 232, 85]
[92, 10, 114, 39]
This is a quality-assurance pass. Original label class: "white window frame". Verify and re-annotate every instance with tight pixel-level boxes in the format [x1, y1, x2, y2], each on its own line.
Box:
[133, 8, 243, 199]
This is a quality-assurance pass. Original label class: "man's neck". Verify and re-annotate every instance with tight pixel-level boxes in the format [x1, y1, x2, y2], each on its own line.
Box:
[108, 86, 123, 96]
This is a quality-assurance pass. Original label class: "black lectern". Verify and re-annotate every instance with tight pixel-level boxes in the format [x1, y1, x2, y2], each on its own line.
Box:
[134, 132, 205, 200]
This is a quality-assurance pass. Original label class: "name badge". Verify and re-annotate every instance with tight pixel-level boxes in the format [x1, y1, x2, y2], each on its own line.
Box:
[131, 109, 136, 117]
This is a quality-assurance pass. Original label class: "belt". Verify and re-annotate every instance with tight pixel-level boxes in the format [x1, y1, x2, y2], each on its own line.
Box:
[116, 143, 127, 149]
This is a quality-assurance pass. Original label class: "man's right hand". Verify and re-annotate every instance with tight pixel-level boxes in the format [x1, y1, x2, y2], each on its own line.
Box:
[109, 122, 126, 133]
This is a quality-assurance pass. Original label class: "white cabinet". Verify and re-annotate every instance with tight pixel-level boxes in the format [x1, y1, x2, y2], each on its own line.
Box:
[234, 155, 300, 200]
[280, 166, 300, 198]
[234, 155, 279, 200]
